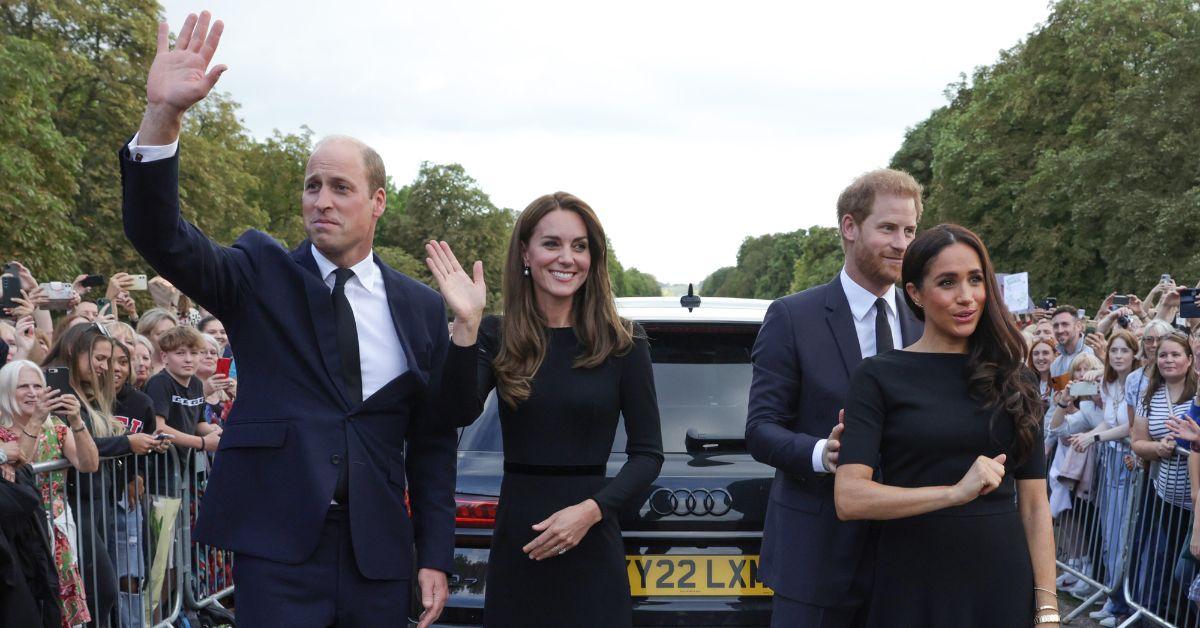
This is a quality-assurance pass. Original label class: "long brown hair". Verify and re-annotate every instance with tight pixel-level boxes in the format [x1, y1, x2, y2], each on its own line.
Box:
[1104, 329, 1141, 385]
[494, 192, 633, 406]
[1140, 332, 1197, 415]
[902, 224, 1042, 465]
[42, 324, 120, 437]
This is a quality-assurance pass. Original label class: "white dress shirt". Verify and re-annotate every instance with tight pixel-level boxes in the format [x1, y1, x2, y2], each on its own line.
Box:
[811, 268, 904, 473]
[126, 134, 409, 401]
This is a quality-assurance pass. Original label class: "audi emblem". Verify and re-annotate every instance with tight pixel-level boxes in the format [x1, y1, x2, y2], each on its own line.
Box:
[649, 488, 733, 516]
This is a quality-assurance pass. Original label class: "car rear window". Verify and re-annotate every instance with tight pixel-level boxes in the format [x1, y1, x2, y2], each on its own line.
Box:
[458, 322, 759, 454]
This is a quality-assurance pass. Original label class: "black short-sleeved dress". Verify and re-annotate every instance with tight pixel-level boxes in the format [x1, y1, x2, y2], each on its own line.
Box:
[469, 316, 664, 628]
[838, 351, 1046, 628]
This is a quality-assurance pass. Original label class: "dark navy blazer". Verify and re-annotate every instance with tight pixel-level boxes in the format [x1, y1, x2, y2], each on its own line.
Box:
[745, 276, 922, 605]
[120, 145, 476, 580]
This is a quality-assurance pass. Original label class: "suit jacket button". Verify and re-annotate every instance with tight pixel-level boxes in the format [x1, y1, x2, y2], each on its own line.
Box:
[330, 454, 342, 465]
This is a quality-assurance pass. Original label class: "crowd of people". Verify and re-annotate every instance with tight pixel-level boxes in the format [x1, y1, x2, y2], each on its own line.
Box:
[0, 264, 236, 628]
[1018, 286, 1200, 626]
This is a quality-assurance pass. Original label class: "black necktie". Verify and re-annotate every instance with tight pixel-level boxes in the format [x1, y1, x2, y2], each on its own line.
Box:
[875, 297, 894, 354]
[331, 268, 362, 405]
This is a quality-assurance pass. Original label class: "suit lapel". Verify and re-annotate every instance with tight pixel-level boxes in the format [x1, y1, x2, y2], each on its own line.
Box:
[895, 286, 924, 348]
[824, 277, 862, 378]
[290, 242, 352, 408]
[375, 255, 426, 386]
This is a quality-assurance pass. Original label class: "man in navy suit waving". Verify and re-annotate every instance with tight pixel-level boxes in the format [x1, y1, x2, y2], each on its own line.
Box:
[746, 170, 924, 627]
[121, 12, 478, 627]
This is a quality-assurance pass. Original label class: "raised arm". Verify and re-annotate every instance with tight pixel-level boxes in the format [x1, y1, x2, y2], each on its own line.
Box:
[122, 12, 248, 319]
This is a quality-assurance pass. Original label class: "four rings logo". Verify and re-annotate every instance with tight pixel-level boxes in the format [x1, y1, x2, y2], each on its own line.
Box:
[649, 488, 733, 516]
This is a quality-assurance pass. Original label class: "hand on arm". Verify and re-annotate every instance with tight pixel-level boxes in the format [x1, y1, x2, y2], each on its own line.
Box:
[425, 240, 485, 347]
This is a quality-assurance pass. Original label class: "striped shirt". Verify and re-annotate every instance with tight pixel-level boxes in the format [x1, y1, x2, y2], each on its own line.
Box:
[1144, 386, 1194, 509]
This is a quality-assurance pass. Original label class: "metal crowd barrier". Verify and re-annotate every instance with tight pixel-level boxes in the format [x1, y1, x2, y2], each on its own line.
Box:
[29, 445, 236, 628]
[1051, 440, 1200, 628]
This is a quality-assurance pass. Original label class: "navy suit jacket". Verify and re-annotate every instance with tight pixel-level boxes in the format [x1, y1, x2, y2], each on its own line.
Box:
[120, 145, 476, 580]
[745, 276, 922, 605]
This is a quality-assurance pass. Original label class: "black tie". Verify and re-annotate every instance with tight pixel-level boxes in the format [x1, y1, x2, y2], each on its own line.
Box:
[331, 268, 363, 405]
[331, 268, 360, 505]
[875, 297, 894, 354]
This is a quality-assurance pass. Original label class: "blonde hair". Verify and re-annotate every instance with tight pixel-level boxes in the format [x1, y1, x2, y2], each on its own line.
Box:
[0, 360, 44, 428]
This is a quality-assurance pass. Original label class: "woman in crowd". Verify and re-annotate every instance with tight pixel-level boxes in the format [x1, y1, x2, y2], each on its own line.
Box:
[196, 333, 235, 430]
[427, 192, 664, 627]
[198, 316, 230, 358]
[1030, 337, 1057, 408]
[1129, 330, 1197, 622]
[41, 325, 166, 627]
[0, 359, 98, 627]
[131, 335, 155, 390]
[834, 224, 1058, 627]
[135, 308, 178, 376]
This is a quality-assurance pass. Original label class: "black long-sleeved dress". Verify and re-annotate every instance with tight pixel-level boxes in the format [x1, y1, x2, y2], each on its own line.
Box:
[462, 315, 664, 628]
[838, 351, 1046, 627]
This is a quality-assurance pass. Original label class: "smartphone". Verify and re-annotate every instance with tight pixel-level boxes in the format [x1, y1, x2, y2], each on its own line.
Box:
[39, 282, 74, 311]
[43, 367, 74, 399]
[80, 274, 106, 288]
[216, 357, 232, 378]
[1112, 295, 1130, 308]
[1180, 288, 1200, 319]
[1069, 381, 1099, 397]
[0, 275, 18, 310]
[129, 274, 148, 291]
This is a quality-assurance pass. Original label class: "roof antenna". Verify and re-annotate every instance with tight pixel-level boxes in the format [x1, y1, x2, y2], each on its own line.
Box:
[680, 283, 701, 312]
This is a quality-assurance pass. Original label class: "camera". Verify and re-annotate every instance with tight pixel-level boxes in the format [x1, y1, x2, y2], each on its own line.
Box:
[39, 282, 75, 310]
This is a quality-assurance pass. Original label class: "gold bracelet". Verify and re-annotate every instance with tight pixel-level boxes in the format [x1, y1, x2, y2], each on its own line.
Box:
[1033, 586, 1057, 598]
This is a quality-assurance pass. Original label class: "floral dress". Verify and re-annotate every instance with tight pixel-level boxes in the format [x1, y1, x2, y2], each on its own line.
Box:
[33, 422, 91, 627]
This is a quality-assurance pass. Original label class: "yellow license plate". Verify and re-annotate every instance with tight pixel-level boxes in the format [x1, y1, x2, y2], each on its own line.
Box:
[626, 555, 773, 596]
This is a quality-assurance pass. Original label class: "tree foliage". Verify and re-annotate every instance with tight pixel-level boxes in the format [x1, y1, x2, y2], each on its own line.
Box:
[0, 1, 652, 308]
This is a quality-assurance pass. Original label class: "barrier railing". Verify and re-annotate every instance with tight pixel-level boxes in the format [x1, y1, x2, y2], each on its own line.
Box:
[29, 445, 235, 628]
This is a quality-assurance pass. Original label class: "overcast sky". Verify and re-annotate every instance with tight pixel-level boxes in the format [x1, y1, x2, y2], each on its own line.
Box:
[160, 0, 1052, 284]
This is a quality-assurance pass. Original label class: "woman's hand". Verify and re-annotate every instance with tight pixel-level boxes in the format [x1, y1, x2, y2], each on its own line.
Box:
[1167, 416, 1200, 444]
[952, 454, 1006, 505]
[0, 441, 28, 466]
[128, 432, 170, 455]
[425, 241, 486, 326]
[1068, 432, 1097, 452]
[204, 373, 233, 398]
[523, 499, 603, 561]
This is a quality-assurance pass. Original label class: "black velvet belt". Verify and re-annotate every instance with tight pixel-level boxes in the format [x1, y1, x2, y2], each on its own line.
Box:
[504, 462, 606, 476]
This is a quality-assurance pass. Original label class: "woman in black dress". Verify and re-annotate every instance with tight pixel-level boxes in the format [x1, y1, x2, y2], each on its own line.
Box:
[834, 224, 1060, 627]
[425, 191, 664, 627]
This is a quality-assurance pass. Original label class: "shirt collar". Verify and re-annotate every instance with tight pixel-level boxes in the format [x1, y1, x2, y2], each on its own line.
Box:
[310, 245, 382, 294]
[840, 267, 897, 323]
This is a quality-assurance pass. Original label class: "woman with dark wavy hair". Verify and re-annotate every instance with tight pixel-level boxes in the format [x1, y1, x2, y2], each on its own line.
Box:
[426, 191, 664, 627]
[834, 224, 1059, 627]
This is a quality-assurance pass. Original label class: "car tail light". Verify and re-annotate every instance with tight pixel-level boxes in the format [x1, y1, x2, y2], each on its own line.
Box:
[456, 495, 498, 528]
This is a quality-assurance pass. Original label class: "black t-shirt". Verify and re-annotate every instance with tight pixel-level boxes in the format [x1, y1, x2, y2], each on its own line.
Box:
[144, 371, 205, 436]
[113, 384, 155, 435]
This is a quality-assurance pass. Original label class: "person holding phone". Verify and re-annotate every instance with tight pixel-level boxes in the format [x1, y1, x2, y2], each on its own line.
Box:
[835, 224, 1058, 627]
[0, 359, 98, 627]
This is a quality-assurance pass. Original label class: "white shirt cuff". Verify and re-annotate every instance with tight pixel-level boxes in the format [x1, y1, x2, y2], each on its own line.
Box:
[126, 133, 179, 163]
[812, 438, 829, 473]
